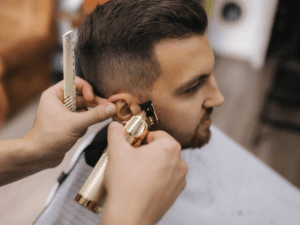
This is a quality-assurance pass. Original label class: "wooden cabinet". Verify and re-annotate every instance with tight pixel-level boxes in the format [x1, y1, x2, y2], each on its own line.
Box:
[0, 0, 56, 124]
[83, 0, 110, 14]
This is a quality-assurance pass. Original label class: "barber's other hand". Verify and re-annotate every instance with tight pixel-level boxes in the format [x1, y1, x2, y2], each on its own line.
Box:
[23, 77, 116, 168]
[103, 122, 188, 225]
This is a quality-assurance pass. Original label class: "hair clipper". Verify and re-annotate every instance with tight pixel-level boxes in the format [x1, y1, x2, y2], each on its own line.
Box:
[75, 100, 158, 213]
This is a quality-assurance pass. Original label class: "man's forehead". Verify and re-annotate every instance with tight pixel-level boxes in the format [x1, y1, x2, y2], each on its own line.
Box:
[156, 37, 193, 51]
[153, 35, 214, 86]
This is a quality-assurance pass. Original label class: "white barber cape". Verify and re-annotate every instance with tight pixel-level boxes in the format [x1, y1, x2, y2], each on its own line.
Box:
[33, 125, 300, 225]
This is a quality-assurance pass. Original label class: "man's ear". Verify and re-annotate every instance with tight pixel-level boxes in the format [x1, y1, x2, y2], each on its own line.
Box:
[108, 93, 141, 122]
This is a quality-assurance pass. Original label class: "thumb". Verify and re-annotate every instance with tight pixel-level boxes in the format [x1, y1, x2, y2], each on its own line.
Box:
[73, 104, 117, 130]
[107, 122, 128, 152]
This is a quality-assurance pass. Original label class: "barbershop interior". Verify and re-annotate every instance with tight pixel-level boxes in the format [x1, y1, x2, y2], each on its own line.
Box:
[0, 0, 300, 224]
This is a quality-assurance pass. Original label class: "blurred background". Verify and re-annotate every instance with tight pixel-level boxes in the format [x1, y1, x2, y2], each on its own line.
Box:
[0, 0, 299, 224]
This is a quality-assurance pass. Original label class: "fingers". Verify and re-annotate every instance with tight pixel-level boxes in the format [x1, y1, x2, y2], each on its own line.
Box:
[46, 80, 64, 102]
[46, 77, 93, 102]
[72, 103, 117, 129]
[146, 130, 176, 144]
[179, 160, 188, 179]
[107, 122, 129, 151]
[77, 108, 88, 112]
[74, 76, 95, 102]
[72, 77, 109, 107]
[76, 95, 104, 108]
[50, 76, 104, 103]
[177, 178, 187, 198]
[178, 161, 188, 193]
[47, 76, 111, 114]
[143, 135, 182, 160]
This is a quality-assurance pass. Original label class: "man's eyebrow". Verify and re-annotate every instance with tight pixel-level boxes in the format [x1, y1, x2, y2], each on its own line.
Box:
[175, 74, 209, 93]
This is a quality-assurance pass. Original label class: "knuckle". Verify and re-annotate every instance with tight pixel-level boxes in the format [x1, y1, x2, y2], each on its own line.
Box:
[146, 132, 155, 143]
[75, 77, 83, 85]
[158, 138, 181, 156]
[108, 122, 126, 138]
[152, 131, 164, 140]
[156, 130, 168, 136]
[92, 106, 106, 121]
[182, 179, 187, 190]
[154, 136, 168, 145]
[91, 109, 99, 122]
[108, 122, 120, 132]
[154, 130, 170, 139]
[160, 137, 173, 149]
[168, 140, 181, 155]
[180, 160, 189, 175]
[41, 91, 48, 100]
[182, 179, 187, 187]
[75, 96, 83, 105]
[173, 142, 182, 152]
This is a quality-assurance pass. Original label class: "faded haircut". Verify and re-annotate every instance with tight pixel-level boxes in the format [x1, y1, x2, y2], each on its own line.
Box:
[77, 0, 208, 100]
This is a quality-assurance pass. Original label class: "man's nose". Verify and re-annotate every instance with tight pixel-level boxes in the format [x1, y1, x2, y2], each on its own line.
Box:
[203, 76, 225, 108]
[214, 88, 225, 107]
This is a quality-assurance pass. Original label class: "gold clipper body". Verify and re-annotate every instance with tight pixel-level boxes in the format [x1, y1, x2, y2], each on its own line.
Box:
[75, 101, 158, 213]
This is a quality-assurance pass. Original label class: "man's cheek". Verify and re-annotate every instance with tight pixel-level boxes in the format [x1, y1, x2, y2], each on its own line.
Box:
[181, 111, 199, 127]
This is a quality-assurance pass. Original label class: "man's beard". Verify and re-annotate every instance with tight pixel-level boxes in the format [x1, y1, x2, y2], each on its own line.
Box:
[152, 108, 213, 149]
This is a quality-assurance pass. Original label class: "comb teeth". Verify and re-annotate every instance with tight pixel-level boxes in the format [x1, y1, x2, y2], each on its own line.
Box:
[64, 96, 76, 112]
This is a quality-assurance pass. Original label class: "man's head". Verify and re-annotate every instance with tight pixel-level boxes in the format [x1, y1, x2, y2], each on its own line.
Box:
[77, 0, 224, 149]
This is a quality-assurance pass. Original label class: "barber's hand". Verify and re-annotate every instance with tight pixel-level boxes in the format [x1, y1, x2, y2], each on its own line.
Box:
[23, 77, 116, 168]
[103, 122, 188, 225]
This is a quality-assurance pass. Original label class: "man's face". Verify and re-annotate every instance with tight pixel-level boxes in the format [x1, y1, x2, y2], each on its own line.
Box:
[151, 34, 224, 149]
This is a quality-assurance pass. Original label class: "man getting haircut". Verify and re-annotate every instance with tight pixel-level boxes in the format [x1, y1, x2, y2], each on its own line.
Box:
[33, 0, 300, 224]
[77, 0, 225, 149]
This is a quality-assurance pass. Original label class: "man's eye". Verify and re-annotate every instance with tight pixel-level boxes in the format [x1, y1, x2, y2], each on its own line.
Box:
[185, 82, 202, 94]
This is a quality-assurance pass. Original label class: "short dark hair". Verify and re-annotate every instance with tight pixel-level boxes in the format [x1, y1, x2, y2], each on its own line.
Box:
[77, 0, 208, 99]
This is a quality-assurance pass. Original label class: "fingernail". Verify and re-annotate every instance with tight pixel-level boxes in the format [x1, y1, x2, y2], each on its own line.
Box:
[109, 121, 119, 129]
[106, 104, 117, 115]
